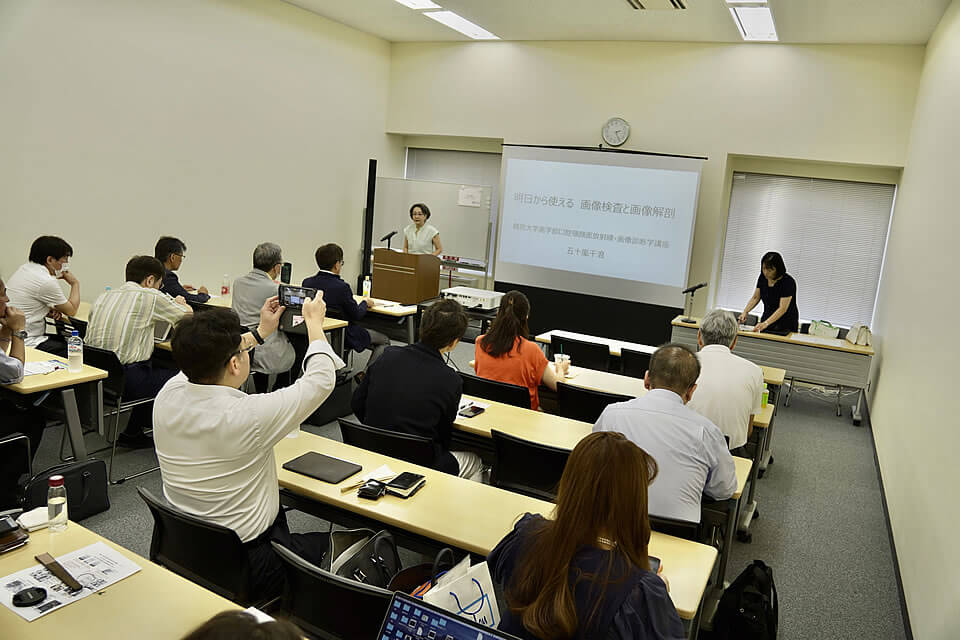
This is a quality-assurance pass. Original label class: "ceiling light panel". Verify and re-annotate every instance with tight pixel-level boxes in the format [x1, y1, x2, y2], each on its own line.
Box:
[725, 0, 766, 4]
[729, 6, 778, 42]
[393, 0, 441, 9]
[424, 11, 499, 40]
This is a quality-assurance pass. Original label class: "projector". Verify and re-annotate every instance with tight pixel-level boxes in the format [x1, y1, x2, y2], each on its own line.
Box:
[440, 286, 503, 310]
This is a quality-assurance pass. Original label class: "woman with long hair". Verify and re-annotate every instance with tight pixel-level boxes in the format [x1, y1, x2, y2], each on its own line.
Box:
[488, 431, 684, 640]
[474, 290, 559, 410]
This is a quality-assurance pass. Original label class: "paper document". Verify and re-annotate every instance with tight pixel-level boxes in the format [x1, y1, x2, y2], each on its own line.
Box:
[23, 360, 67, 376]
[0, 541, 141, 622]
[790, 334, 840, 347]
[457, 185, 484, 208]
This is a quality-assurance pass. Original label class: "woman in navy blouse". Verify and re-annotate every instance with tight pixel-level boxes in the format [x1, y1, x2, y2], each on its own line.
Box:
[488, 432, 684, 640]
[739, 251, 799, 334]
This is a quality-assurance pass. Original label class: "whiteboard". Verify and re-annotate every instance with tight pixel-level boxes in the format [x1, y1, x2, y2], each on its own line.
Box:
[373, 177, 493, 263]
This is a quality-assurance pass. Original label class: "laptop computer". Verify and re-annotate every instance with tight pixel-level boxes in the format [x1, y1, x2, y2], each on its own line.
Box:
[377, 591, 519, 640]
[154, 321, 172, 343]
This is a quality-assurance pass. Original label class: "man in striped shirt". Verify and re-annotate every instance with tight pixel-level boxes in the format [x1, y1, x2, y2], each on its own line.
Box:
[86, 256, 191, 448]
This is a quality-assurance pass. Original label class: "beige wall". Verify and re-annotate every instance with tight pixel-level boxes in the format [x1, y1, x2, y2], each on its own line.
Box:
[871, 2, 960, 638]
[0, 0, 404, 296]
[388, 41, 923, 312]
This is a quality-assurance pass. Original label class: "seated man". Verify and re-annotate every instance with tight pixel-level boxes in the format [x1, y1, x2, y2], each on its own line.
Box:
[85, 256, 191, 447]
[302, 243, 390, 368]
[352, 299, 483, 481]
[6, 235, 80, 355]
[232, 242, 295, 392]
[154, 294, 343, 601]
[593, 343, 736, 523]
[687, 309, 764, 454]
[0, 277, 47, 507]
[155, 236, 210, 305]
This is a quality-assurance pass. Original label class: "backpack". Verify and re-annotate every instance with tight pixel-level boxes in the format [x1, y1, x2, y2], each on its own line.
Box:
[711, 560, 778, 640]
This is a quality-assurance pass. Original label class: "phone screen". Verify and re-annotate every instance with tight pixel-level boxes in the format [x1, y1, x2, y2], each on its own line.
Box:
[280, 262, 292, 285]
[388, 472, 423, 490]
[649, 555, 661, 574]
[279, 285, 316, 308]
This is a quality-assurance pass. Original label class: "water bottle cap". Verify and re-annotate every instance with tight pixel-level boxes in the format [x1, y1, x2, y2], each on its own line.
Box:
[48, 475, 64, 487]
[71, 330, 79, 337]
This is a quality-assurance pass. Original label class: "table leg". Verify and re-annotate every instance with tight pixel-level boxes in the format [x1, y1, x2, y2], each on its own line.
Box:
[852, 389, 864, 426]
[738, 425, 768, 539]
[406, 316, 415, 344]
[759, 384, 781, 474]
[61, 388, 88, 461]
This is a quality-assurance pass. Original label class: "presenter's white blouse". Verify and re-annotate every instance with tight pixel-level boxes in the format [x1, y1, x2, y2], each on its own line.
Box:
[154, 339, 345, 542]
[404, 223, 439, 254]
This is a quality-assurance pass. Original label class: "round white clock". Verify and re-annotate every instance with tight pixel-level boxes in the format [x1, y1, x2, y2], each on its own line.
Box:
[601, 117, 630, 147]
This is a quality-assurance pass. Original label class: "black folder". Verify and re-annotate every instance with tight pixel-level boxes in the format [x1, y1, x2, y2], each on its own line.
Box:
[282, 452, 362, 484]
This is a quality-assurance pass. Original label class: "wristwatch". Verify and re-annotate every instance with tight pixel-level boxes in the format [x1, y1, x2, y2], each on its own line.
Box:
[12, 330, 27, 341]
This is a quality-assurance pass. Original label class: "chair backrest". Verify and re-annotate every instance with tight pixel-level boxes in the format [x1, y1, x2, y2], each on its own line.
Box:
[555, 382, 632, 424]
[491, 430, 570, 501]
[550, 335, 611, 372]
[337, 418, 435, 468]
[137, 487, 253, 604]
[0, 434, 32, 510]
[650, 515, 702, 542]
[272, 542, 392, 640]
[82, 345, 127, 397]
[460, 372, 530, 409]
[619, 348, 651, 380]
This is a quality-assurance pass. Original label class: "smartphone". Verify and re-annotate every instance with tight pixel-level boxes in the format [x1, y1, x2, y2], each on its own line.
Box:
[280, 262, 292, 285]
[387, 472, 425, 491]
[278, 284, 318, 310]
[649, 555, 661, 574]
[458, 405, 486, 418]
[0, 515, 19, 537]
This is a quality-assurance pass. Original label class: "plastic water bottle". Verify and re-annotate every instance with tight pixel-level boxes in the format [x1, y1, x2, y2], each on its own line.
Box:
[67, 330, 83, 373]
[221, 274, 230, 296]
[362, 276, 372, 298]
[47, 475, 68, 532]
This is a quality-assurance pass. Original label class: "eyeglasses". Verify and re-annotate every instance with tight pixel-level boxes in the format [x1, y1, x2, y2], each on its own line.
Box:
[223, 344, 254, 366]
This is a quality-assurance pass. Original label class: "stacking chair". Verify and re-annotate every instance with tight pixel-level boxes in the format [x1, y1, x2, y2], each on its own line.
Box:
[83, 345, 158, 484]
[555, 382, 632, 424]
[337, 418, 435, 468]
[649, 515, 702, 542]
[549, 335, 611, 372]
[490, 430, 569, 501]
[271, 542, 392, 640]
[138, 487, 266, 606]
[460, 372, 530, 409]
[619, 348, 652, 379]
[0, 433, 31, 511]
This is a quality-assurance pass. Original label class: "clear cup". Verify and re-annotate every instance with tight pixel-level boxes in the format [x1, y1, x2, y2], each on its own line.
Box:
[560, 354, 571, 376]
[554, 353, 564, 376]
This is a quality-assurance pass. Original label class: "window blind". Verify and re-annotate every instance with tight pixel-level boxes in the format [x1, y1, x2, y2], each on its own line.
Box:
[715, 172, 895, 328]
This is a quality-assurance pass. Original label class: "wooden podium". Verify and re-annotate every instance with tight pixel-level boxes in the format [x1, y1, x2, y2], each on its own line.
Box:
[371, 248, 440, 304]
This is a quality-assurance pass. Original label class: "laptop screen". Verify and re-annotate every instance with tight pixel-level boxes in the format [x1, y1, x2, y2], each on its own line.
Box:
[378, 592, 517, 640]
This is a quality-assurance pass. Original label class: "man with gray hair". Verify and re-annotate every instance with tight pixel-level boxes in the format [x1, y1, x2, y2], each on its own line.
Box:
[688, 309, 764, 452]
[593, 343, 736, 523]
[232, 243, 295, 392]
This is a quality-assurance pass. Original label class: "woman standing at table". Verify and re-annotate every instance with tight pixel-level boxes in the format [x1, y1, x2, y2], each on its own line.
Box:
[488, 431, 683, 640]
[739, 251, 799, 335]
[403, 203, 443, 256]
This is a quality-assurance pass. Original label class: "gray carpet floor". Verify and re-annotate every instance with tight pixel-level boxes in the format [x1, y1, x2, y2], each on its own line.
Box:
[26, 341, 908, 639]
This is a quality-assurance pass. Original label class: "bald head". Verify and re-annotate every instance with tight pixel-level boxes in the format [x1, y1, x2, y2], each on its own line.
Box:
[648, 344, 700, 396]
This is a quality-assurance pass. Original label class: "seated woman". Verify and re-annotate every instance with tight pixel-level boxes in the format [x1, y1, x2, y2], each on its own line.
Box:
[474, 291, 559, 410]
[488, 431, 684, 640]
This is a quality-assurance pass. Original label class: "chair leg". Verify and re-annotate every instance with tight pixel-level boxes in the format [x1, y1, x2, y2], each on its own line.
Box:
[836, 385, 843, 417]
[784, 377, 794, 407]
[108, 398, 160, 485]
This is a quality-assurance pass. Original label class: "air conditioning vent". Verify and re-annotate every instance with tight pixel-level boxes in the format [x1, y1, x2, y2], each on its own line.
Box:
[625, 0, 687, 9]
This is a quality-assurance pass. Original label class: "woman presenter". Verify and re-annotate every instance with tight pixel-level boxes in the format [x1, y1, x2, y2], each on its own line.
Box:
[402, 203, 443, 256]
[739, 251, 799, 334]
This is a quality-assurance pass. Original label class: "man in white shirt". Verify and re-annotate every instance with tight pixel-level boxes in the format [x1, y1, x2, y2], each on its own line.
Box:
[687, 309, 765, 453]
[6, 236, 81, 355]
[85, 256, 191, 447]
[593, 344, 737, 523]
[154, 293, 344, 600]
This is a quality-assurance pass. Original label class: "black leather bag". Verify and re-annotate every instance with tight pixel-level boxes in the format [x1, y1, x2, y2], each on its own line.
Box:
[19, 459, 110, 522]
[323, 528, 401, 588]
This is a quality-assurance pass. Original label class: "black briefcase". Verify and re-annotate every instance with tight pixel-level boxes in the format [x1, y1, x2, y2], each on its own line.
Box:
[20, 459, 110, 522]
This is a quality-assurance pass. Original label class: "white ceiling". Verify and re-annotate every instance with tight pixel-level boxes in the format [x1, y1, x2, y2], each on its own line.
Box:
[283, 0, 950, 45]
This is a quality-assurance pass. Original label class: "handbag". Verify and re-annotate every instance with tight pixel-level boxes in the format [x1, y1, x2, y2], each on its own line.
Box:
[809, 320, 840, 339]
[388, 547, 456, 596]
[19, 459, 110, 522]
[322, 527, 400, 588]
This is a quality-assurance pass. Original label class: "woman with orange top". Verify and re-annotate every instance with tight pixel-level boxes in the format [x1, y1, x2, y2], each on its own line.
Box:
[474, 290, 560, 410]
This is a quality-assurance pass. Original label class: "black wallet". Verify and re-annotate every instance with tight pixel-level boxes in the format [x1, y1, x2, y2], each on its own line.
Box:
[282, 452, 362, 484]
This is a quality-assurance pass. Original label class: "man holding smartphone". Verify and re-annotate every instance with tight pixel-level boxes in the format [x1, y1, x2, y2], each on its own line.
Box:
[154, 293, 344, 600]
